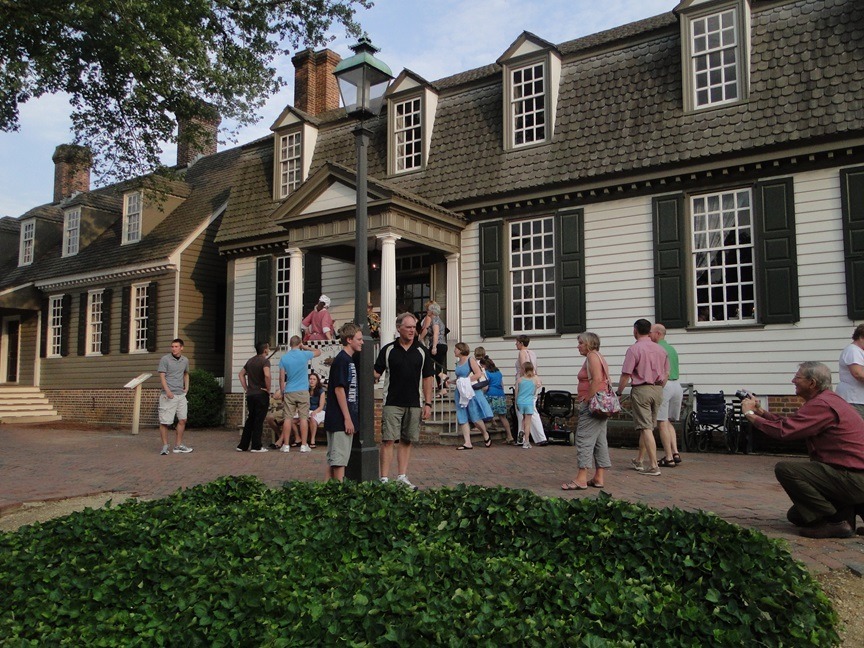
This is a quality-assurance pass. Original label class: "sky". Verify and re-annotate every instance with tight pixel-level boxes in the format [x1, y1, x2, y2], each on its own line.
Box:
[0, 0, 675, 219]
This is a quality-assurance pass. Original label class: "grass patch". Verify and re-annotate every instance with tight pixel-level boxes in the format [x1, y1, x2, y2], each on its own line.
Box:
[0, 476, 837, 646]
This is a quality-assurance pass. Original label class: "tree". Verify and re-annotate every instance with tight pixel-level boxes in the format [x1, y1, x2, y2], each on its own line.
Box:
[0, 0, 370, 182]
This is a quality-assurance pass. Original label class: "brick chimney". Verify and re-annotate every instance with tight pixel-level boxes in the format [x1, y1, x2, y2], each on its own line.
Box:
[176, 102, 221, 167]
[52, 144, 92, 203]
[292, 49, 342, 116]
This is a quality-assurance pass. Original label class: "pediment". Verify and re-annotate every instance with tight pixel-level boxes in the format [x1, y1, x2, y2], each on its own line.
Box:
[497, 31, 559, 65]
[386, 69, 431, 97]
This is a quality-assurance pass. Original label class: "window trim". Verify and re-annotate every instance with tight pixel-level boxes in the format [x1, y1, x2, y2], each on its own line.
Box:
[122, 191, 142, 245]
[86, 289, 104, 356]
[508, 215, 558, 335]
[130, 282, 149, 353]
[505, 57, 549, 150]
[19, 218, 35, 266]
[275, 254, 291, 346]
[278, 130, 303, 199]
[391, 94, 424, 174]
[62, 208, 81, 257]
[48, 295, 64, 358]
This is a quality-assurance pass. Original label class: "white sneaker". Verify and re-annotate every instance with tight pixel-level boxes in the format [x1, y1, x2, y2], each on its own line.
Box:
[300, 444, 311, 453]
[160, 444, 170, 455]
[639, 466, 661, 476]
[379, 477, 389, 484]
[630, 458, 644, 471]
[173, 445, 193, 453]
[250, 448, 268, 453]
[396, 474, 418, 491]
[280, 444, 290, 453]
[522, 442, 531, 449]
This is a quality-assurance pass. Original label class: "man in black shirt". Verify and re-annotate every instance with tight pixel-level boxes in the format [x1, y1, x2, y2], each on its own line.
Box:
[374, 312, 435, 490]
[237, 342, 271, 452]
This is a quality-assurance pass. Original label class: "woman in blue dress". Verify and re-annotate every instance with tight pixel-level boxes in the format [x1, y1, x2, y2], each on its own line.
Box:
[453, 342, 493, 450]
[478, 354, 515, 444]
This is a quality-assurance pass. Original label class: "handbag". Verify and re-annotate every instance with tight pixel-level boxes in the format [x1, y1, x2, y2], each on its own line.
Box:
[586, 353, 621, 417]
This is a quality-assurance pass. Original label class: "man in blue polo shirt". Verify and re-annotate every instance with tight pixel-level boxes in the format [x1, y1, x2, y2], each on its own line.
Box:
[278, 335, 321, 453]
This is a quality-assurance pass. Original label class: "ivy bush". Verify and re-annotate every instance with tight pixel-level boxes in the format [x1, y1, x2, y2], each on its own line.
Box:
[185, 368, 224, 427]
[0, 477, 838, 646]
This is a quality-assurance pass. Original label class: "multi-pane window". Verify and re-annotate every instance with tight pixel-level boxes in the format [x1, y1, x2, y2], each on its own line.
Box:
[279, 132, 302, 198]
[63, 208, 80, 257]
[510, 62, 546, 147]
[87, 290, 104, 355]
[394, 98, 422, 172]
[19, 219, 35, 266]
[132, 284, 149, 351]
[276, 255, 290, 347]
[123, 192, 142, 244]
[509, 217, 556, 333]
[49, 295, 64, 357]
[691, 9, 739, 108]
[691, 189, 756, 324]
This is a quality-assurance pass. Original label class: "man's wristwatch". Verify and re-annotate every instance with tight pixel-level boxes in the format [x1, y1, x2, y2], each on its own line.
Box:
[744, 410, 756, 417]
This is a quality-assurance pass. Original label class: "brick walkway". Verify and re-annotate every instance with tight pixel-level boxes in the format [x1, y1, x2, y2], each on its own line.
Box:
[1, 423, 863, 575]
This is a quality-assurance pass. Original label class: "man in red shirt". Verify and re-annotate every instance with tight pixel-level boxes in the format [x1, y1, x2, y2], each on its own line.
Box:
[742, 361, 864, 539]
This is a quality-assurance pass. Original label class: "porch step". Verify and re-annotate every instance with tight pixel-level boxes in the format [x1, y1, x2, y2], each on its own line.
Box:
[0, 386, 62, 424]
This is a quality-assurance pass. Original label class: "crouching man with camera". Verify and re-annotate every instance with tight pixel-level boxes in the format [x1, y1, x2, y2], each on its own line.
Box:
[741, 361, 864, 539]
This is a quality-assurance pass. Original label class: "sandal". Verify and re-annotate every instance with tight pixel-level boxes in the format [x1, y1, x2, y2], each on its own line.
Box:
[309, 444, 316, 449]
[457, 445, 473, 450]
[561, 481, 588, 491]
[483, 435, 492, 448]
[658, 457, 677, 468]
[672, 453, 682, 464]
[587, 479, 604, 488]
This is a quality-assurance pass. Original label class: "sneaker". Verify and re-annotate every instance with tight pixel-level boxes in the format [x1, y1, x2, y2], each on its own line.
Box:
[173, 445, 193, 453]
[379, 477, 390, 484]
[630, 459, 644, 471]
[280, 444, 290, 453]
[522, 442, 531, 449]
[236, 447, 245, 452]
[250, 448, 268, 453]
[396, 474, 418, 491]
[300, 444, 311, 453]
[638, 466, 661, 476]
[160, 444, 170, 455]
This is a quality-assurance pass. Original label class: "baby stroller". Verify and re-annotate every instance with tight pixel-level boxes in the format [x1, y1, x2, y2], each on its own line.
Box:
[537, 388, 575, 445]
[683, 391, 735, 452]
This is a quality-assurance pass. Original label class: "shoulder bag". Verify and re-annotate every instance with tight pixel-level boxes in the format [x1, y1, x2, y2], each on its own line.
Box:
[587, 352, 621, 418]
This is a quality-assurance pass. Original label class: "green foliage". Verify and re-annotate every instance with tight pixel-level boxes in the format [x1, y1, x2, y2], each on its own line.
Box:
[0, 477, 838, 646]
[185, 368, 224, 427]
[0, 0, 371, 182]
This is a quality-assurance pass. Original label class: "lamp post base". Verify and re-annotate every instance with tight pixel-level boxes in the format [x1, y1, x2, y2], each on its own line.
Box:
[346, 444, 380, 483]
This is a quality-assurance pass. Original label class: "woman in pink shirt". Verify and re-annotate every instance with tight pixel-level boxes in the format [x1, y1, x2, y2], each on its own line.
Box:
[302, 295, 334, 341]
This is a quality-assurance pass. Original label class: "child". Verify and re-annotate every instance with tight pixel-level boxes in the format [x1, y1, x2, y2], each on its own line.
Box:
[516, 362, 541, 449]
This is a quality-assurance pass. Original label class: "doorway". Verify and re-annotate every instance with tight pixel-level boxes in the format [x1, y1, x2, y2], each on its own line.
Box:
[395, 252, 432, 316]
[1, 317, 21, 383]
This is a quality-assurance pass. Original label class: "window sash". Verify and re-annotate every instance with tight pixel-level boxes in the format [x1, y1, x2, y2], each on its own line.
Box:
[123, 192, 142, 244]
[394, 97, 422, 172]
[510, 62, 546, 147]
[19, 219, 35, 265]
[279, 132, 302, 198]
[87, 290, 103, 355]
[509, 216, 556, 333]
[131, 284, 149, 351]
[63, 209, 80, 257]
[690, 8, 739, 108]
[690, 188, 756, 324]
[49, 295, 63, 357]
[276, 255, 290, 346]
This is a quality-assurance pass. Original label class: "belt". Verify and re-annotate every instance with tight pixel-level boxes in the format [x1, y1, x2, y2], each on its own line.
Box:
[632, 382, 663, 387]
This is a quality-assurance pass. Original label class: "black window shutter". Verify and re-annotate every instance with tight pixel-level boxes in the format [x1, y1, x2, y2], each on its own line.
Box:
[60, 294, 71, 357]
[255, 256, 273, 346]
[146, 282, 158, 352]
[479, 221, 505, 338]
[101, 288, 112, 354]
[653, 195, 689, 329]
[303, 252, 322, 317]
[556, 209, 585, 334]
[120, 286, 131, 353]
[77, 293, 88, 355]
[40, 297, 49, 358]
[754, 178, 799, 324]
[841, 167, 864, 320]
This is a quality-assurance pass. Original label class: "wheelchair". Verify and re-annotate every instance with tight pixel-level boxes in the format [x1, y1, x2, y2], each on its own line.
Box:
[682, 391, 737, 452]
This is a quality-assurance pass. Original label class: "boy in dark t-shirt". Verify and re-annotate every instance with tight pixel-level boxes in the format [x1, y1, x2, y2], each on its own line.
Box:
[323, 323, 363, 482]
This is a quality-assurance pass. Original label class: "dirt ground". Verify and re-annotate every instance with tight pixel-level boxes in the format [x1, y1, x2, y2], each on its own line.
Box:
[1, 494, 863, 646]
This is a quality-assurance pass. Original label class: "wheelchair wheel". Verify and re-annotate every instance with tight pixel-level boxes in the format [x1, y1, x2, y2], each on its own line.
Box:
[568, 431, 576, 446]
[724, 410, 739, 453]
[696, 430, 711, 453]
[683, 411, 698, 452]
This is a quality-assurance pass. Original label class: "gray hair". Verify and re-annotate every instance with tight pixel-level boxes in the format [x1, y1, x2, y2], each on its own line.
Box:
[578, 331, 601, 351]
[395, 312, 417, 328]
[798, 361, 832, 391]
[425, 300, 441, 316]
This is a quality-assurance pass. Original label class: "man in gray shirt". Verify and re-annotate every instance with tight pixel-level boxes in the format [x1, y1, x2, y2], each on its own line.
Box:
[158, 338, 192, 454]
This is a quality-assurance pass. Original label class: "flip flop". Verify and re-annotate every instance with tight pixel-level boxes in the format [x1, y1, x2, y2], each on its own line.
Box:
[484, 437, 492, 447]
[561, 481, 588, 491]
[587, 479, 604, 489]
[309, 444, 316, 449]
[457, 445, 473, 450]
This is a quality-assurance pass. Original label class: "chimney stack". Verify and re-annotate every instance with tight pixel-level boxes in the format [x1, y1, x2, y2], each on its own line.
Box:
[176, 102, 221, 167]
[292, 49, 342, 116]
[52, 144, 92, 203]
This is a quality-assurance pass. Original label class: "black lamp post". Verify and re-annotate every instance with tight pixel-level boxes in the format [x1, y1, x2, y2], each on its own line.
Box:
[333, 37, 392, 482]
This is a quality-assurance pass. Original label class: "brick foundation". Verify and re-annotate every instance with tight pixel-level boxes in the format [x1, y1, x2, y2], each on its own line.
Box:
[45, 389, 162, 427]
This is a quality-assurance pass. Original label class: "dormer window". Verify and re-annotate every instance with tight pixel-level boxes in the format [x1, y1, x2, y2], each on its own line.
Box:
[18, 218, 34, 266]
[122, 191, 142, 244]
[510, 62, 546, 147]
[679, 0, 750, 112]
[279, 131, 302, 198]
[394, 97, 422, 172]
[385, 71, 438, 175]
[62, 208, 80, 257]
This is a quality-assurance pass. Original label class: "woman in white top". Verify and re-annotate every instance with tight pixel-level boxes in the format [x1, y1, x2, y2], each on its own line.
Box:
[838, 323, 864, 419]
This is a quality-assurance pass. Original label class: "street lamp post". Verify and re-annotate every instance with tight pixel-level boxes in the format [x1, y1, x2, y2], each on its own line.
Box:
[333, 38, 393, 482]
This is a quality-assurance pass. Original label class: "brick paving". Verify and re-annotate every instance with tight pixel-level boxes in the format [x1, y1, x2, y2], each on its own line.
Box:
[1, 423, 863, 575]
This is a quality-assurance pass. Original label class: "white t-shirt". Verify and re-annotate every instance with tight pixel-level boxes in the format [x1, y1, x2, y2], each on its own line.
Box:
[838, 343, 864, 405]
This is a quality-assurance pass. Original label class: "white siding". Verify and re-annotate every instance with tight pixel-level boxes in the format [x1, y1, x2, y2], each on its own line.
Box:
[230, 256, 257, 392]
[321, 256, 357, 331]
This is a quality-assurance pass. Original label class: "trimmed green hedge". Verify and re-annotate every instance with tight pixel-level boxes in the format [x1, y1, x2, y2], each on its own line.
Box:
[186, 368, 224, 427]
[0, 477, 838, 646]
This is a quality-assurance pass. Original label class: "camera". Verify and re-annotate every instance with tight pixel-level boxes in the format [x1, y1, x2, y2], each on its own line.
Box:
[736, 389, 754, 400]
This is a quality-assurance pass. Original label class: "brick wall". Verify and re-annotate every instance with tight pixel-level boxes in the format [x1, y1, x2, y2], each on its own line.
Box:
[45, 389, 161, 427]
[292, 49, 341, 116]
[52, 144, 91, 203]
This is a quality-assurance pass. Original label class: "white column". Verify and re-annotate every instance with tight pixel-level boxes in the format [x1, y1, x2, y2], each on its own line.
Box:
[446, 253, 460, 343]
[287, 247, 304, 341]
[378, 233, 401, 343]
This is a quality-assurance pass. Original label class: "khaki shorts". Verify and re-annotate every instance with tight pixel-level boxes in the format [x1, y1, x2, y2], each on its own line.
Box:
[630, 385, 663, 431]
[326, 430, 353, 467]
[283, 391, 310, 419]
[158, 393, 187, 425]
[381, 406, 421, 443]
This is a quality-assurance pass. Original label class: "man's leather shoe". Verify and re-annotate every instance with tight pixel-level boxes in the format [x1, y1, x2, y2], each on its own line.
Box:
[799, 520, 854, 539]
[786, 506, 807, 527]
